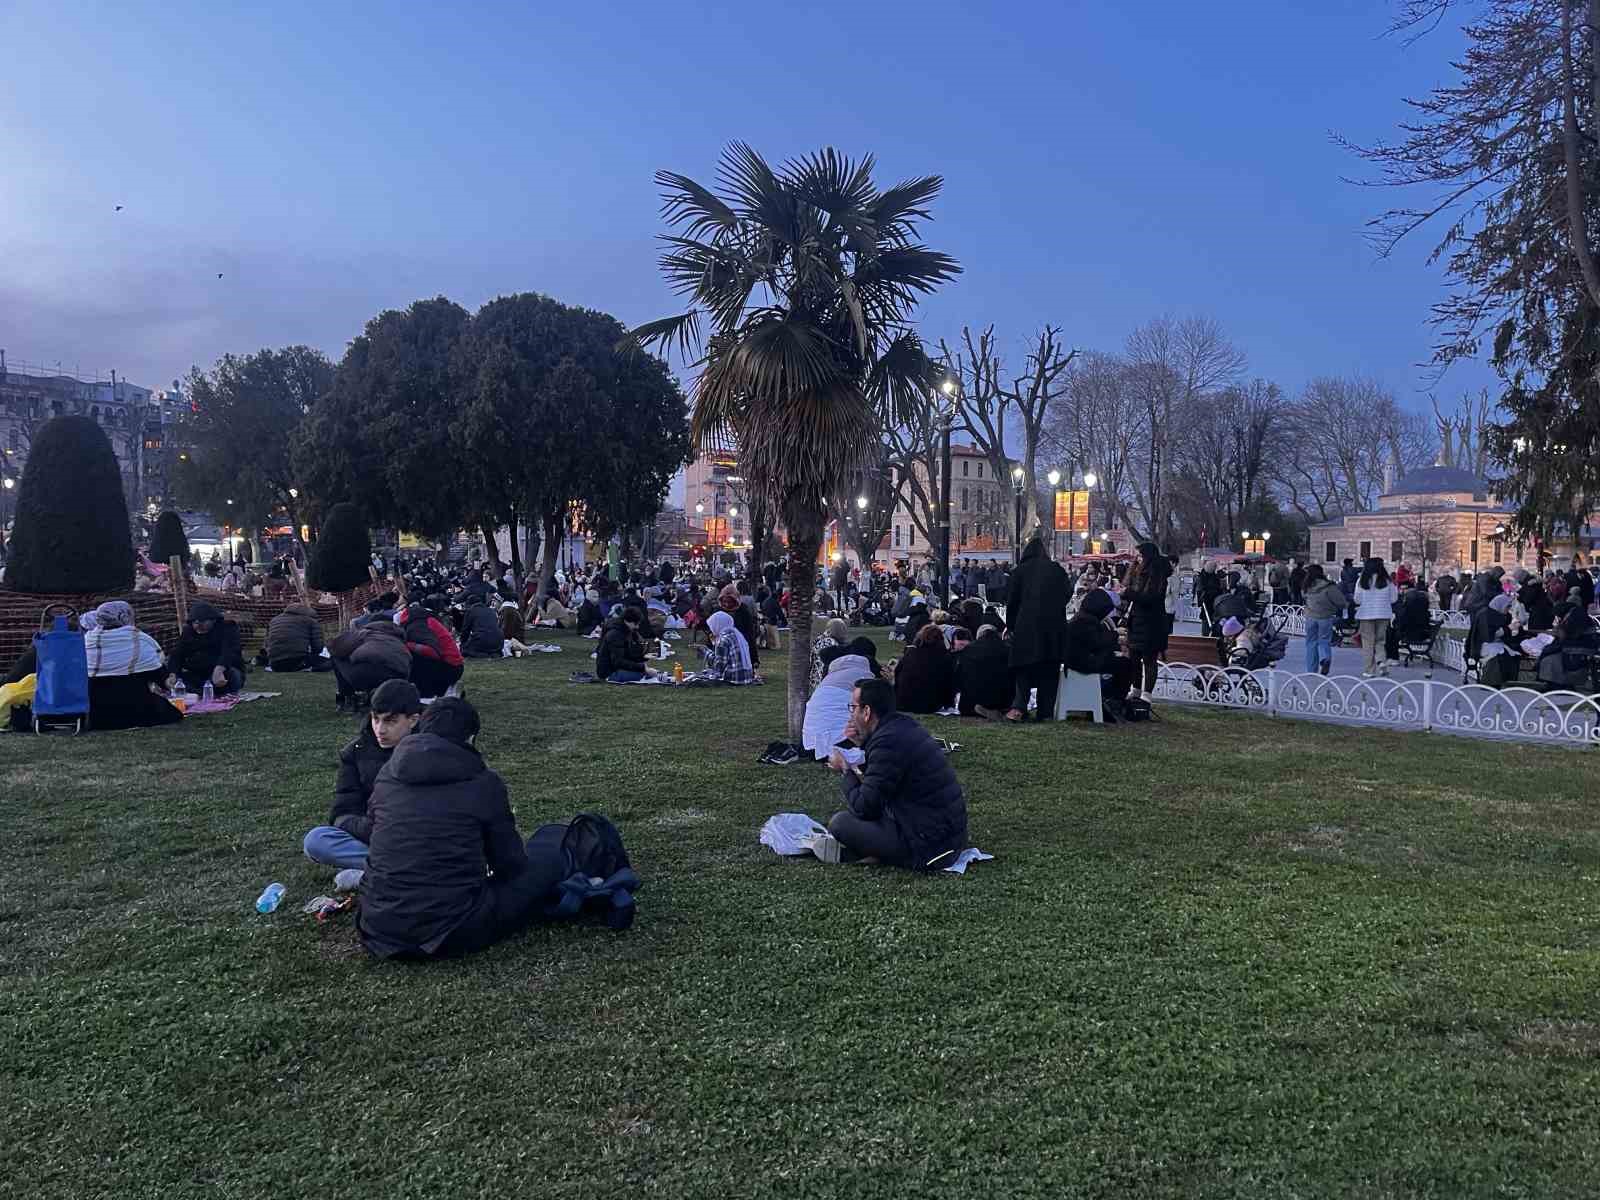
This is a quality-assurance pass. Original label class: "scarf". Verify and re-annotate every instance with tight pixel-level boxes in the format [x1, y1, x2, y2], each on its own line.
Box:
[707, 610, 752, 673]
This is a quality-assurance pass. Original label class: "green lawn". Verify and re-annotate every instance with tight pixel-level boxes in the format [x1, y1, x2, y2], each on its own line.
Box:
[2, 629, 1598, 1198]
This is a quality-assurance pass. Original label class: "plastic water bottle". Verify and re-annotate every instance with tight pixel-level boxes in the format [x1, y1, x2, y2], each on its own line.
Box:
[255, 883, 286, 913]
[202, 681, 215, 706]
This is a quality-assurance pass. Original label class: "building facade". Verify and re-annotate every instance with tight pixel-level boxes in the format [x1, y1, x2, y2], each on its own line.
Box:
[884, 442, 1018, 565]
[1308, 465, 1551, 575]
[0, 355, 179, 518]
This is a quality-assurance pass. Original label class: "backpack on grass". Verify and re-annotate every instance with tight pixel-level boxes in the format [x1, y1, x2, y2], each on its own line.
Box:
[528, 812, 639, 930]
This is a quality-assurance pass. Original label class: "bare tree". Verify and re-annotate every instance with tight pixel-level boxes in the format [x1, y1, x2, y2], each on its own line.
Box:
[1122, 316, 1246, 541]
[938, 327, 1012, 511]
[1041, 350, 1145, 545]
[882, 387, 947, 554]
[1000, 327, 1078, 533]
[1394, 498, 1453, 577]
[1273, 376, 1436, 520]
[1174, 378, 1286, 546]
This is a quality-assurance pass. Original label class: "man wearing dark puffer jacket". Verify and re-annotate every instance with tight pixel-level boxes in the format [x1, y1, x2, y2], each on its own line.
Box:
[825, 678, 966, 870]
[358, 699, 567, 959]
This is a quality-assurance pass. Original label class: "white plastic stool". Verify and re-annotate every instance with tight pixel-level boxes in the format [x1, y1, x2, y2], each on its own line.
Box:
[1055, 668, 1104, 722]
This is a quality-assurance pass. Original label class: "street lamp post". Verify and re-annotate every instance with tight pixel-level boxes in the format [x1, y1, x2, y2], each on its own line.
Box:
[1010, 466, 1026, 563]
[1046, 469, 1061, 558]
[937, 378, 959, 605]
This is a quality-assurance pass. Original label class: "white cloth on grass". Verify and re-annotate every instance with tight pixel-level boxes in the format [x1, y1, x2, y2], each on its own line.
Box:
[942, 848, 993, 875]
[759, 812, 828, 855]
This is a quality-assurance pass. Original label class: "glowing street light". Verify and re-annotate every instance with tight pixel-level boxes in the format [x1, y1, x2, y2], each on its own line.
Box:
[729, 505, 738, 518]
[1241, 530, 1251, 540]
[856, 495, 868, 511]
[288, 487, 299, 499]
[695, 502, 704, 515]
[1046, 469, 1060, 487]
[1, 478, 12, 490]
[1083, 471, 1098, 489]
[940, 378, 957, 396]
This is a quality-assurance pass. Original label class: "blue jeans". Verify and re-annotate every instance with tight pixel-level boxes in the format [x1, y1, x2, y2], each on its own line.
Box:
[607, 670, 645, 683]
[303, 825, 369, 868]
[1304, 617, 1335, 673]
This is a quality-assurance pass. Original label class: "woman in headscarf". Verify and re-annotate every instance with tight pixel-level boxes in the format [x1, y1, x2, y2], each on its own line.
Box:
[1120, 542, 1172, 703]
[810, 617, 850, 689]
[84, 601, 183, 730]
[893, 622, 957, 714]
[700, 610, 755, 684]
[718, 583, 760, 669]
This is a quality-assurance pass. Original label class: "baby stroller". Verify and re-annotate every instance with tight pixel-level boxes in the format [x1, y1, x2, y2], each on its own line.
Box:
[1205, 611, 1289, 704]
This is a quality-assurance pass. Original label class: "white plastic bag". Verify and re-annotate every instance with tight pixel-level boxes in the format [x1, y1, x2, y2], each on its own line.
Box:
[759, 812, 828, 856]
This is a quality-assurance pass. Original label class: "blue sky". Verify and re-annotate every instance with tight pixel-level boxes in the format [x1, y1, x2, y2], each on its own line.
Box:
[0, 0, 1492, 409]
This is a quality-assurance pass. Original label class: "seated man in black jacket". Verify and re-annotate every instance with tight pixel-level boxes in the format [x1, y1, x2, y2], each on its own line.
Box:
[165, 600, 246, 695]
[824, 678, 967, 870]
[357, 698, 568, 959]
[458, 594, 505, 658]
[1063, 590, 1138, 704]
[302, 680, 422, 873]
[596, 607, 656, 683]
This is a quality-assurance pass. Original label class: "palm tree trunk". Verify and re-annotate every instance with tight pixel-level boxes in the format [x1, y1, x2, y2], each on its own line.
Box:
[784, 532, 820, 739]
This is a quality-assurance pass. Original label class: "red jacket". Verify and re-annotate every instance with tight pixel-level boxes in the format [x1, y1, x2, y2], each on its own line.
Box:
[398, 606, 464, 668]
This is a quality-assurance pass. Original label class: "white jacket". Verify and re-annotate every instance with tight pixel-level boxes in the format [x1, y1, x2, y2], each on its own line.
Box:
[801, 653, 870, 758]
[1353, 582, 1397, 621]
[84, 625, 165, 677]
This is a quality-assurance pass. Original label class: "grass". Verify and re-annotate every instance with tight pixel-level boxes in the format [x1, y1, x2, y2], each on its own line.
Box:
[2, 628, 1599, 1198]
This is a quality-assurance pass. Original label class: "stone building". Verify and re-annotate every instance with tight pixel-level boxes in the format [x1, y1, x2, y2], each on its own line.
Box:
[883, 442, 1018, 565]
[1308, 466, 1542, 575]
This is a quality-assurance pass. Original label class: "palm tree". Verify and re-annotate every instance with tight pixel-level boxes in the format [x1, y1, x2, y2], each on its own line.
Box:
[632, 144, 960, 735]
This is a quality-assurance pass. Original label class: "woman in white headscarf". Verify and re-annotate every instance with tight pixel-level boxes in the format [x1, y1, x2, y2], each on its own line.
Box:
[83, 601, 183, 729]
[700, 609, 754, 684]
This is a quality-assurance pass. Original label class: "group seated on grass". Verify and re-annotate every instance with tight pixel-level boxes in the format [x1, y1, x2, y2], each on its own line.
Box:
[301, 683, 637, 958]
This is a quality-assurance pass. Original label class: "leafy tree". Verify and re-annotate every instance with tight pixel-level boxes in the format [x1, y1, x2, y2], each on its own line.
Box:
[633, 143, 960, 735]
[297, 298, 470, 538]
[175, 347, 334, 558]
[461, 293, 687, 593]
[5, 415, 134, 594]
[306, 502, 372, 593]
[149, 510, 191, 565]
[1349, 1, 1600, 532]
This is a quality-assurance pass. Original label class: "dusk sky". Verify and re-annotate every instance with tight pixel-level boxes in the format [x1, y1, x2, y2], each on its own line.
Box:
[1, 1, 1493, 410]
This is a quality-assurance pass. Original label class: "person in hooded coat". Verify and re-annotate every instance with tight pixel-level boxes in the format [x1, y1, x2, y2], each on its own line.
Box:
[1064, 589, 1139, 705]
[802, 645, 873, 759]
[955, 623, 1013, 718]
[357, 699, 568, 959]
[1120, 542, 1172, 702]
[166, 600, 246, 695]
[1002, 536, 1068, 721]
[327, 616, 413, 711]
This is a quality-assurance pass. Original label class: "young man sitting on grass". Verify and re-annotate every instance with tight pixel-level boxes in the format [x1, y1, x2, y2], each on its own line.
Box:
[823, 678, 967, 870]
[357, 698, 569, 959]
[302, 679, 423, 875]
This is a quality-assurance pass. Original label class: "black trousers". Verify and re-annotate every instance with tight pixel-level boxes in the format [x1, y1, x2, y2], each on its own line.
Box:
[828, 809, 911, 867]
[408, 656, 464, 698]
[1099, 656, 1139, 701]
[439, 833, 569, 956]
[270, 654, 333, 673]
[1011, 660, 1061, 719]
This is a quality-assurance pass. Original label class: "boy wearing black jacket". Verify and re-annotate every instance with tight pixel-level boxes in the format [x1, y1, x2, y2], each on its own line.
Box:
[302, 680, 423, 871]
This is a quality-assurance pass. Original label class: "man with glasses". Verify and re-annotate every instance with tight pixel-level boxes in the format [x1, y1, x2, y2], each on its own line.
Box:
[822, 678, 967, 869]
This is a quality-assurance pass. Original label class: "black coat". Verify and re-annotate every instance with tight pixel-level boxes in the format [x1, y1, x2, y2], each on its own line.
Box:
[329, 733, 392, 843]
[731, 604, 760, 668]
[842, 712, 967, 869]
[955, 633, 1012, 714]
[459, 603, 503, 658]
[596, 621, 647, 678]
[893, 643, 956, 714]
[1004, 540, 1068, 668]
[1064, 612, 1121, 675]
[1121, 580, 1169, 656]
[169, 618, 244, 678]
[357, 734, 527, 959]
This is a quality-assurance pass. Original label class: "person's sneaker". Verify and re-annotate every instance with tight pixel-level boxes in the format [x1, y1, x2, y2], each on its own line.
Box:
[333, 868, 365, 892]
[445, 682, 466, 699]
[770, 745, 800, 766]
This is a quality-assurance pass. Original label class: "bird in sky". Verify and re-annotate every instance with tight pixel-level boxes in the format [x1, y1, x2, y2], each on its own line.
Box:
[217, 273, 224, 279]
[114, 204, 123, 211]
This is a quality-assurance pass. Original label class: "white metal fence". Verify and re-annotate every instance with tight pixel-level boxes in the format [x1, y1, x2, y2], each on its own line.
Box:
[1154, 663, 1600, 749]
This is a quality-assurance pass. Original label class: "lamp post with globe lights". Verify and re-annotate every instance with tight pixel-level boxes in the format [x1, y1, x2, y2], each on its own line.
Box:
[935, 376, 960, 605]
[1046, 469, 1061, 557]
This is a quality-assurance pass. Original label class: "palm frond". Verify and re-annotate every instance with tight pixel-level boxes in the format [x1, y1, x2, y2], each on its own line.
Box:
[786, 148, 879, 253]
[654, 169, 740, 240]
[853, 245, 963, 302]
[863, 331, 936, 424]
[867, 175, 944, 241]
[718, 141, 801, 244]
[627, 311, 704, 360]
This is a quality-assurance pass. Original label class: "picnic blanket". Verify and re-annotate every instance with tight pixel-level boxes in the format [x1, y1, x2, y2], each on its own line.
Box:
[181, 690, 282, 715]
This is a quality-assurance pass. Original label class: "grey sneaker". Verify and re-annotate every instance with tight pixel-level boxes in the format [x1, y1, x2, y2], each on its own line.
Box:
[333, 868, 365, 892]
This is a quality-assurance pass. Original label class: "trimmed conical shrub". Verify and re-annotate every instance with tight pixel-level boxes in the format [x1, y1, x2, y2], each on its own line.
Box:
[5, 415, 134, 594]
[149, 510, 190, 565]
[306, 502, 371, 593]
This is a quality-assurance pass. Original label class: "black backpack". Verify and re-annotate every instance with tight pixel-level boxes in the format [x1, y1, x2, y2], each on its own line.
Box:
[530, 813, 639, 930]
